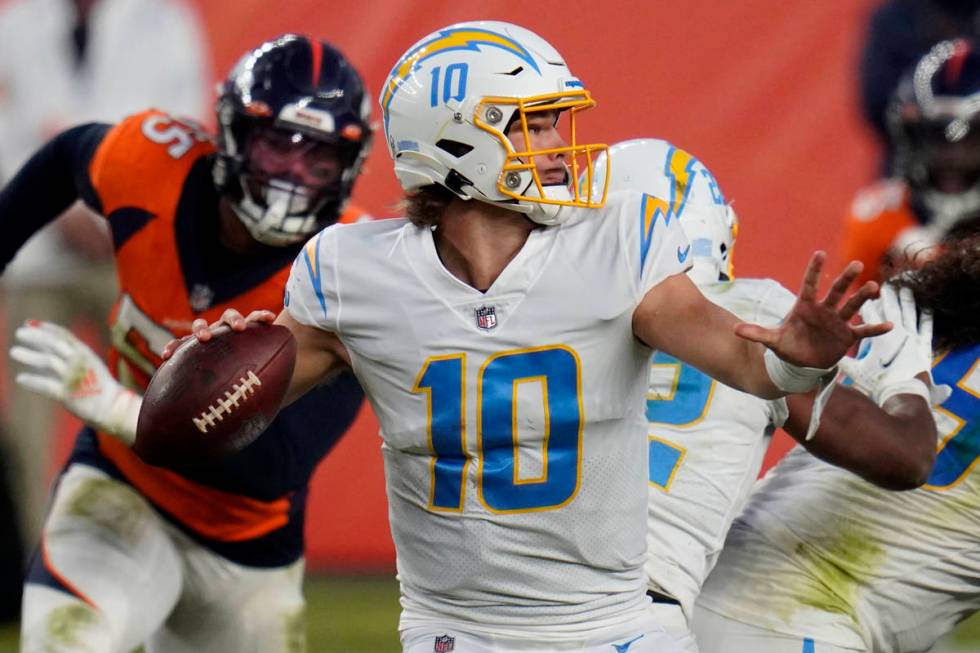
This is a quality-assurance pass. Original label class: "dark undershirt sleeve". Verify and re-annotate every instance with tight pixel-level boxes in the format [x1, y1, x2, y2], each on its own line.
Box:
[0, 122, 111, 272]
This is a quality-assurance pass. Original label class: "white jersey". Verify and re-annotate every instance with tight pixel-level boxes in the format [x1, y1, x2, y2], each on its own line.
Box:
[285, 191, 689, 638]
[696, 343, 980, 653]
[645, 278, 794, 620]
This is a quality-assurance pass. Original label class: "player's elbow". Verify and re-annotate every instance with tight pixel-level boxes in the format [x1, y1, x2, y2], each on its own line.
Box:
[873, 444, 936, 491]
[900, 445, 937, 490]
[874, 399, 939, 490]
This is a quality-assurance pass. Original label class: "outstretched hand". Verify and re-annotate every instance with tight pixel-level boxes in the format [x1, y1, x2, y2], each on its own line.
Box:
[161, 308, 277, 360]
[10, 320, 141, 441]
[734, 252, 892, 369]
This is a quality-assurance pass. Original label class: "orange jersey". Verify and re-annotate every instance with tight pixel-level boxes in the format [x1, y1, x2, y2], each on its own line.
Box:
[839, 179, 920, 286]
[67, 110, 366, 563]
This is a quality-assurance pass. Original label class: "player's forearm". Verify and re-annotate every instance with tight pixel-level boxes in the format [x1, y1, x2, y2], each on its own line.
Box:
[666, 317, 785, 399]
[703, 337, 786, 399]
[785, 384, 937, 490]
[275, 310, 347, 407]
[0, 123, 109, 271]
[635, 274, 785, 399]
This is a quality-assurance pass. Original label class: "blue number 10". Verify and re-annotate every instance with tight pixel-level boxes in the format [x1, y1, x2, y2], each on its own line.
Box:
[429, 63, 469, 107]
[413, 346, 583, 514]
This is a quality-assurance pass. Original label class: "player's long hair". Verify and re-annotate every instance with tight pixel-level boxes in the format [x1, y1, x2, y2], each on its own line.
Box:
[893, 234, 980, 353]
[402, 184, 455, 227]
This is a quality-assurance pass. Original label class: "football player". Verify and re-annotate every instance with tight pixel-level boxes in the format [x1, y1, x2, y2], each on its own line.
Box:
[842, 38, 980, 286]
[3, 35, 372, 652]
[593, 138, 945, 652]
[177, 21, 894, 652]
[694, 234, 980, 652]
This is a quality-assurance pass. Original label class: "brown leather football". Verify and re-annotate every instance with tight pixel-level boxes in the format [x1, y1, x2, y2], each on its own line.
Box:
[133, 322, 296, 468]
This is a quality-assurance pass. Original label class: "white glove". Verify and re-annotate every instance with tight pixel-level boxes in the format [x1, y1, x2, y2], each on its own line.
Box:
[839, 285, 951, 407]
[10, 320, 141, 443]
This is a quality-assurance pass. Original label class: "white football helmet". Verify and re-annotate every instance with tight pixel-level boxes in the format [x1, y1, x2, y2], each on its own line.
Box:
[589, 138, 738, 284]
[380, 21, 608, 226]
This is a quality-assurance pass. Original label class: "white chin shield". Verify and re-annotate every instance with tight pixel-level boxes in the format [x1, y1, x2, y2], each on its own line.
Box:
[233, 178, 320, 247]
[523, 185, 573, 226]
[500, 165, 574, 226]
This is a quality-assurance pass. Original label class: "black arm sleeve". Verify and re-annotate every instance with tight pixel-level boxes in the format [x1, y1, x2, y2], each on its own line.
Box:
[0, 122, 111, 272]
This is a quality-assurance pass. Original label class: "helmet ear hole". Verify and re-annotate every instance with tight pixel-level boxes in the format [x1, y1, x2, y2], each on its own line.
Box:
[435, 139, 474, 158]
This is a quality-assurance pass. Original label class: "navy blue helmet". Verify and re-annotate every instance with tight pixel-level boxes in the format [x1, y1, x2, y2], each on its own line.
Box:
[214, 34, 372, 246]
[888, 39, 980, 232]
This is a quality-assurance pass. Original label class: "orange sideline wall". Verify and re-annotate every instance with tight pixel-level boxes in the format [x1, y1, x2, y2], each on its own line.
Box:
[16, 0, 887, 571]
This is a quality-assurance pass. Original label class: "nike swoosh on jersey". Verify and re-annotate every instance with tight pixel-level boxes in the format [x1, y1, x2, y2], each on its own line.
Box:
[677, 244, 691, 263]
[612, 634, 645, 653]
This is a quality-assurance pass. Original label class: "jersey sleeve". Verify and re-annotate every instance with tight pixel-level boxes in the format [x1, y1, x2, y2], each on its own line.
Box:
[284, 227, 341, 333]
[87, 109, 213, 216]
[616, 191, 692, 303]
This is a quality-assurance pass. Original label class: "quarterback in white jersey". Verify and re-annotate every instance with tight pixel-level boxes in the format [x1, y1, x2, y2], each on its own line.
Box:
[595, 139, 941, 653]
[288, 191, 687, 644]
[173, 21, 890, 650]
[694, 237, 980, 653]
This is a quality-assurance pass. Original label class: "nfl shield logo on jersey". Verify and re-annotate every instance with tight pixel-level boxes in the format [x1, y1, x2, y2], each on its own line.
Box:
[433, 634, 455, 652]
[475, 305, 497, 330]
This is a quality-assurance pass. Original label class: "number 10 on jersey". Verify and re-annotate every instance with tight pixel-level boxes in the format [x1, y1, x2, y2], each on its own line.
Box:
[413, 346, 584, 514]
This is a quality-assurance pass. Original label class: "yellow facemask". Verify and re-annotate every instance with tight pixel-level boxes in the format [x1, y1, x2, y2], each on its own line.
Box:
[473, 89, 609, 210]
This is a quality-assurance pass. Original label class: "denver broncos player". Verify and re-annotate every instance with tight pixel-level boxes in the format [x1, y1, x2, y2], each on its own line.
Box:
[694, 235, 980, 653]
[842, 39, 980, 287]
[2, 35, 371, 652]
[594, 139, 944, 653]
[179, 21, 894, 652]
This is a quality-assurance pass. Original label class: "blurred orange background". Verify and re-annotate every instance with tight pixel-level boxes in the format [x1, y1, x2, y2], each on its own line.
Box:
[33, 0, 885, 570]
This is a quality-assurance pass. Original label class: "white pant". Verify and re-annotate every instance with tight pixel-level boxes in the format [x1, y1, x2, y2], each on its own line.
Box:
[649, 602, 698, 653]
[20, 463, 306, 653]
[692, 606, 864, 653]
[401, 608, 685, 653]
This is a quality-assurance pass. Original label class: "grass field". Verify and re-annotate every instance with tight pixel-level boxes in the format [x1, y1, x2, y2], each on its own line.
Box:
[0, 575, 402, 653]
[0, 574, 977, 652]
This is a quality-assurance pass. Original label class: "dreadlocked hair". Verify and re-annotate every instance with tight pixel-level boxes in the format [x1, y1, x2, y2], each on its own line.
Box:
[891, 234, 980, 353]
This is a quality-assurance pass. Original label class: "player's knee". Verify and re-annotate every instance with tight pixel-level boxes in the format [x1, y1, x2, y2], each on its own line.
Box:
[20, 586, 114, 653]
[241, 590, 306, 652]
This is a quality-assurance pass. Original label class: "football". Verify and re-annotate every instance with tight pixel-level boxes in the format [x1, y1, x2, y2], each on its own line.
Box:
[133, 322, 297, 468]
